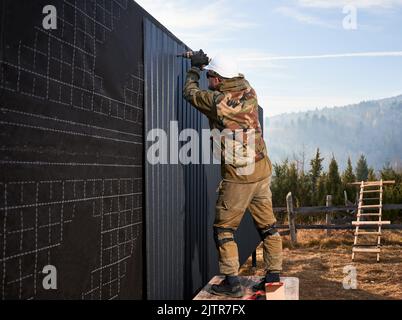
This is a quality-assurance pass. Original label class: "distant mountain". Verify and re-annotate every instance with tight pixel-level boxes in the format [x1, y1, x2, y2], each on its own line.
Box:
[264, 95, 402, 172]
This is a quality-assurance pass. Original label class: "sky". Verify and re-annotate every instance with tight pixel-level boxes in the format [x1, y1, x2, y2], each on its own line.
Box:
[135, 0, 402, 116]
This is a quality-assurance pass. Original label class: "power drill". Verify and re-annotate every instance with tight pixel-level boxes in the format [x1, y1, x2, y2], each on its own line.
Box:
[177, 50, 210, 70]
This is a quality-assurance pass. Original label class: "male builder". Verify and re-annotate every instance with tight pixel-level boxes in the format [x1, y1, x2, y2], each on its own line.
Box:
[183, 50, 282, 298]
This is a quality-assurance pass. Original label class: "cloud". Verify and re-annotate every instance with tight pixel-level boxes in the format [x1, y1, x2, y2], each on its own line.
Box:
[232, 49, 289, 70]
[239, 51, 402, 61]
[135, 0, 257, 48]
[277, 1, 402, 30]
[296, 0, 402, 9]
[275, 6, 337, 28]
[259, 94, 394, 116]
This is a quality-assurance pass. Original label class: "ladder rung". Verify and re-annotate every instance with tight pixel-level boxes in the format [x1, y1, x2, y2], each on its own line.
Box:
[354, 231, 382, 236]
[359, 205, 382, 209]
[360, 198, 381, 201]
[358, 213, 381, 216]
[350, 180, 395, 186]
[352, 247, 381, 253]
[363, 181, 395, 186]
[362, 190, 381, 193]
[354, 244, 380, 247]
[352, 221, 390, 226]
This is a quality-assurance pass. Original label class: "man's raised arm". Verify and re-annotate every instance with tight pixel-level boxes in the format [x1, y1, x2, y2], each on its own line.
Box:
[183, 66, 217, 119]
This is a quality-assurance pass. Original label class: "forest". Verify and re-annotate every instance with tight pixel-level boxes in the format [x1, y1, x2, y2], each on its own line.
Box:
[270, 149, 402, 221]
[265, 95, 402, 172]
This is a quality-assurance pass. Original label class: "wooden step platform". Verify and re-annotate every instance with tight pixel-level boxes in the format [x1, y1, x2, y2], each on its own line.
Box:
[193, 276, 299, 300]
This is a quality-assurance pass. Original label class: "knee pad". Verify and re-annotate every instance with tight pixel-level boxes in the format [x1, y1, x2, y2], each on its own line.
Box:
[258, 224, 279, 240]
[213, 227, 235, 247]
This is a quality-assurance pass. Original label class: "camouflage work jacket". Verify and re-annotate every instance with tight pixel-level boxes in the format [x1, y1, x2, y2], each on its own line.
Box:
[183, 67, 270, 181]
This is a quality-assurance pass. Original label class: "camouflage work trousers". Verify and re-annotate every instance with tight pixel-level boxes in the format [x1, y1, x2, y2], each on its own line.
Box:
[213, 176, 283, 276]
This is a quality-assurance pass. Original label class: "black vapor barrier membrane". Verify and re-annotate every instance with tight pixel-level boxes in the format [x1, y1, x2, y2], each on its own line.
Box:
[0, 0, 144, 299]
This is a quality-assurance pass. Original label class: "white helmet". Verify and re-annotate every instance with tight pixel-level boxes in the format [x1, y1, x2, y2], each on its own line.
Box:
[205, 54, 241, 79]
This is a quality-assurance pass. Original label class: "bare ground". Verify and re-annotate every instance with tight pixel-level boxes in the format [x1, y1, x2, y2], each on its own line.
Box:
[239, 230, 402, 300]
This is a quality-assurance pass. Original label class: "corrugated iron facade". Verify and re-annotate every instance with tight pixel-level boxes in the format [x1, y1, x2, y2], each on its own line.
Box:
[143, 16, 262, 299]
[144, 18, 214, 299]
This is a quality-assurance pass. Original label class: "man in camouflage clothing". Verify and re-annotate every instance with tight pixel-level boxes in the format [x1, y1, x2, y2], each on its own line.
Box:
[183, 51, 282, 298]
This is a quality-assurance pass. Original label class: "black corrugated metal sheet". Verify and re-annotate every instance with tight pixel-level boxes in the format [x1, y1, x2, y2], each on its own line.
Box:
[143, 16, 261, 299]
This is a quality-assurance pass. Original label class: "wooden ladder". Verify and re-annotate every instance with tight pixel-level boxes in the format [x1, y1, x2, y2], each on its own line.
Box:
[350, 180, 395, 262]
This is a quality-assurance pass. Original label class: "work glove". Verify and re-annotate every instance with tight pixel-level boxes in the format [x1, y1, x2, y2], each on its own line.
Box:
[190, 50, 209, 70]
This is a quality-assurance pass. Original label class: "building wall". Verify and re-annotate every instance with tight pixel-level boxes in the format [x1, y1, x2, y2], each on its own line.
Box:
[0, 0, 262, 300]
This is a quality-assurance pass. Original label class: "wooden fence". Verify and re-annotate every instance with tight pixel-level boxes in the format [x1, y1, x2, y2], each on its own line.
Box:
[274, 192, 402, 245]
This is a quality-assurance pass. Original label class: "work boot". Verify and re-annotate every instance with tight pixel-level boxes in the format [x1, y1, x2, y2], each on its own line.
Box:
[210, 276, 244, 298]
[252, 271, 281, 291]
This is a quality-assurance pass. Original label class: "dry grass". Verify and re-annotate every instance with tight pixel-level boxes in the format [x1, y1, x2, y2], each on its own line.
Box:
[239, 230, 402, 300]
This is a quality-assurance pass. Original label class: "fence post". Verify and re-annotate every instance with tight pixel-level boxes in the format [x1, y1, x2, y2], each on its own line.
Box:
[326, 195, 332, 236]
[286, 192, 297, 245]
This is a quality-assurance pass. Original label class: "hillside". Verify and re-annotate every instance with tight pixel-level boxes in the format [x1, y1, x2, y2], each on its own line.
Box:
[264, 95, 402, 171]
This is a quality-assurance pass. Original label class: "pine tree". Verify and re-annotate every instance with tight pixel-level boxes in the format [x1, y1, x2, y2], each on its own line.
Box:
[271, 159, 290, 207]
[355, 154, 369, 181]
[287, 161, 299, 204]
[368, 167, 377, 181]
[326, 156, 342, 204]
[342, 157, 357, 203]
[380, 163, 402, 220]
[380, 162, 396, 181]
[297, 171, 312, 207]
[317, 173, 327, 206]
[342, 157, 356, 183]
[309, 148, 324, 204]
